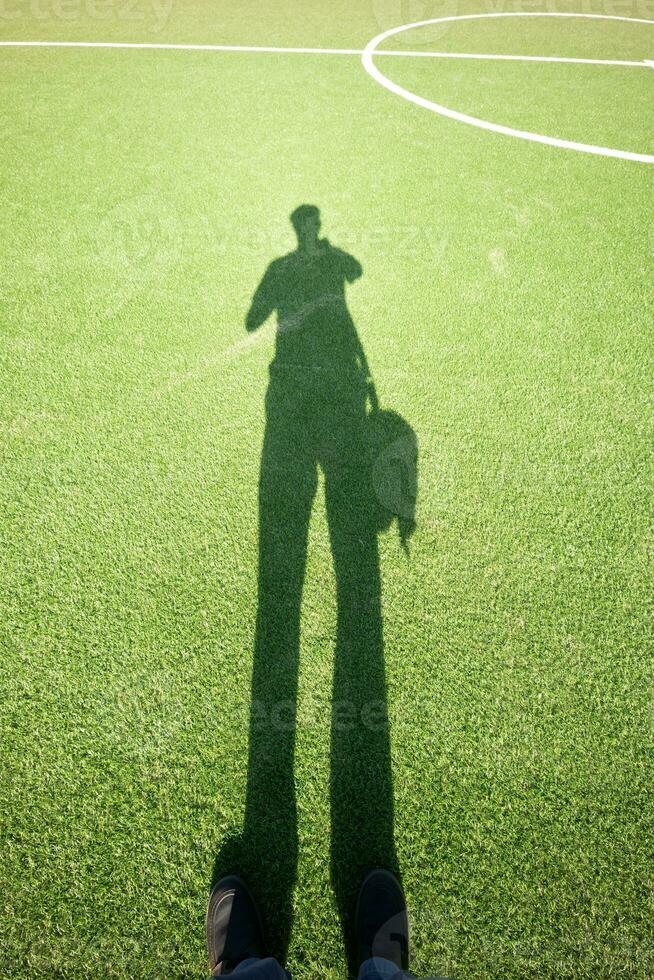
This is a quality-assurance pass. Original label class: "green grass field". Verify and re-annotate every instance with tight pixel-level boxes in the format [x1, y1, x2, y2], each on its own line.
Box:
[1, 2, 653, 977]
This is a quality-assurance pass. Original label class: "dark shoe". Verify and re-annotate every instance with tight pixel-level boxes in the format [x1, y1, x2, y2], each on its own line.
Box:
[206, 875, 266, 976]
[355, 868, 409, 973]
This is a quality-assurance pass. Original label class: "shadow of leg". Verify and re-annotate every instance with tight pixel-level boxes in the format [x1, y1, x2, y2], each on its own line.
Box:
[213, 380, 317, 963]
[325, 417, 398, 977]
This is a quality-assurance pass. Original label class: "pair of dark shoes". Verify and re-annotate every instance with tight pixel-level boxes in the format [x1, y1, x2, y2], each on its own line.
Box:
[207, 869, 409, 976]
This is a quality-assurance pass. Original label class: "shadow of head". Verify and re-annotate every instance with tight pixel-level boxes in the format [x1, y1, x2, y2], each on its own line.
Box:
[290, 203, 321, 252]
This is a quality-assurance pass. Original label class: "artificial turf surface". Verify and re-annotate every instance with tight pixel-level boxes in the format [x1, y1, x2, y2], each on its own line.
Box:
[1, 2, 653, 977]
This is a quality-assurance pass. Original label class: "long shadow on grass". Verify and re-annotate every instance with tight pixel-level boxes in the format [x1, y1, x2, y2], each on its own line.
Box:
[212, 205, 417, 973]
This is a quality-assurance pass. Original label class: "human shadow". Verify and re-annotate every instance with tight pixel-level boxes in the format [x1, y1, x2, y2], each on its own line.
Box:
[212, 205, 418, 974]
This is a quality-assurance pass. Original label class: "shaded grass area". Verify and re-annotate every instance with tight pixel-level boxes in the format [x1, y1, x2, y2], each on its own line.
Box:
[2, 6, 653, 978]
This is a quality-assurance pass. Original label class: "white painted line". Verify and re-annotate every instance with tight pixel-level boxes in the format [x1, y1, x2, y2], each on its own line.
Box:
[362, 12, 654, 164]
[380, 51, 648, 67]
[0, 39, 648, 68]
[0, 40, 365, 54]
[645, 59, 654, 67]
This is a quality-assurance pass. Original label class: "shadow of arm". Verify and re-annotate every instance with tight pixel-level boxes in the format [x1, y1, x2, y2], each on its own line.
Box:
[339, 249, 363, 284]
[246, 262, 277, 332]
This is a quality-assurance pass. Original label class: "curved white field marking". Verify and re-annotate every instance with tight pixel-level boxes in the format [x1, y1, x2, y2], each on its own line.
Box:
[377, 50, 648, 66]
[0, 39, 648, 69]
[362, 12, 654, 163]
